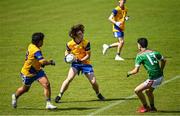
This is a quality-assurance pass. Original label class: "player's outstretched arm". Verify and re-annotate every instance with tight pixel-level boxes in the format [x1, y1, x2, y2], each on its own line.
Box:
[40, 60, 55, 67]
[160, 58, 166, 71]
[127, 67, 139, 77]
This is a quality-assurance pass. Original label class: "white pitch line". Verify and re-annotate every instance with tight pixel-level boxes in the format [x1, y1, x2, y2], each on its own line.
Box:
[88, 75, 180, 116]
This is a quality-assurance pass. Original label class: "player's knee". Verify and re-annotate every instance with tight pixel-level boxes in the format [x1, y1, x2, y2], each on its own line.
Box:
[91, 79, 97, 85]
[44, 82, 50, 89]
[120, 40, 124, 45]
[134, 88, 141, 94]
[24, 88, 30, 93]
[145, 89, 153, 95]
[145, 89, 150, 94]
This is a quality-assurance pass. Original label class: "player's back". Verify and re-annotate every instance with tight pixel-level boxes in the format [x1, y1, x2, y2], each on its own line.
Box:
[21, 43, 42, 77]
[137, 50, 163, 79]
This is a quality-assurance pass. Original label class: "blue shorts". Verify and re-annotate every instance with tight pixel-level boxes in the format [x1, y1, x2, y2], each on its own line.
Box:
[71, 63, 94, 75]
[20, 70, 46, 86]
[113, 31, 124, 38]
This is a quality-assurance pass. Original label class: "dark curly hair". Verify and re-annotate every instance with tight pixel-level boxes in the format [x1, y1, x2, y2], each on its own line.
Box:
[69, 24, 84, 39]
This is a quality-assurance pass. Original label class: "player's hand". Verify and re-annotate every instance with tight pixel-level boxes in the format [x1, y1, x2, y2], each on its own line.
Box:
[49, 60, 55, 66]
[74, 59, 82, 64]
[115, 22, 122, 27]
[127, 72, 131, 77]
[125, 16, 129, 21]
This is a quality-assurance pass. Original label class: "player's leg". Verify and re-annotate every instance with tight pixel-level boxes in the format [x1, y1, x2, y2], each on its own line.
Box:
[145, 88, 157, 112]
[103, 32, 120, 55]
[115, 31, 124, 60]
[83, 65, 105, 101]
[38, 75, 57, 109]
[85, 73, 105, 101]
[134, 82, 150, 113]
[145, 77, 163, 112]
[55, 67, 78, 103]
[12, 74, 33, 108]
[12, 85, 30, 108]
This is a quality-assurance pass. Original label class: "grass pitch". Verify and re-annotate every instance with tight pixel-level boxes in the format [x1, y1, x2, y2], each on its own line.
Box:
[0, 0, 180, 115]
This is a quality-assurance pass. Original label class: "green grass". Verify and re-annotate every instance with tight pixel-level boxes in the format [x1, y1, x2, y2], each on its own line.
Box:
[0, 0, 180, 115]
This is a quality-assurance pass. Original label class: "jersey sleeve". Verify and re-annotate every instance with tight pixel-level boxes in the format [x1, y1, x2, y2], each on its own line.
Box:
[135, 55, 142, 67]
[34, 51, 44, 61]
[85, 42, 90, 51]
[154, 51, 164, 60]
[112, 9, 118, 16]
[66, 43, 71, 51]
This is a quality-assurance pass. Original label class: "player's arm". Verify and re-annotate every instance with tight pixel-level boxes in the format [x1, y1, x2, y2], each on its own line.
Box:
[108, 13, 117, 25]
[160, 57, 166, 71]
[155, 52, 166, 71]
[127, 55, 141, 77]
[108, 10, 122, 27]
[79, 42, 91, 62]
[65, 43, 71, 56]
[34, 51, 55, 66]
[80, 51, 90, 62]
[127, 66, 140, 77]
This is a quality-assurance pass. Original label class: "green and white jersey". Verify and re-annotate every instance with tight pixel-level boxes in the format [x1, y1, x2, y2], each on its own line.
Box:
[135, 50, 164, 80]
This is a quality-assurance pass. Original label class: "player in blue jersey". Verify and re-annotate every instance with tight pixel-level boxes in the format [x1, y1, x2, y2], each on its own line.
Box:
[12, 32, 57, 109]
[127, 38, 166, 113]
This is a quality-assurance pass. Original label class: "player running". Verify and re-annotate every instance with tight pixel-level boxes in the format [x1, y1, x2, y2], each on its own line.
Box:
[12, 32, 57, 109]
[55, 24, 105, 103]
[103, 0, 128, 61]
[127, 37, 166, 113]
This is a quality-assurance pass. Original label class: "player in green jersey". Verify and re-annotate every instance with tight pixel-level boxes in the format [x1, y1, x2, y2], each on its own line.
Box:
[127, 37, 166, 113]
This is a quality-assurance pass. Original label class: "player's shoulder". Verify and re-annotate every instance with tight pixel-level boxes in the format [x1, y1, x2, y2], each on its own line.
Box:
[83, 38, 90, 43]
[28, 43, 40, 53]
[114, 6, 120, 10]
[67, 39, 74, 45]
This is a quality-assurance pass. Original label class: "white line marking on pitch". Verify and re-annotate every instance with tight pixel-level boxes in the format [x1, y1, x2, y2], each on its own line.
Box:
[88, 75, 180, 116]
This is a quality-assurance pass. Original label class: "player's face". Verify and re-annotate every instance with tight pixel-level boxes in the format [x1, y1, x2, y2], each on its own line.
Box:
[137, 43, 141, 51]
[74, 30, 83, 43]
[119, 0, 125, 8]
[38, 40, 43, 47]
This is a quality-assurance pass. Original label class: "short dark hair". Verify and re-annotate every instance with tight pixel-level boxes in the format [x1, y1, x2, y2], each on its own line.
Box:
[32, 32, 44, 45]
[69, 24, 84, 39]
[137, 37, 148, 48]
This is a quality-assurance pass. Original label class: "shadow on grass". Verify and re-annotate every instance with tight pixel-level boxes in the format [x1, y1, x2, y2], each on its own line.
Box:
[19, 107, 98, 111]
[157, 110, 180, 113]
[58, 97, 138, 103]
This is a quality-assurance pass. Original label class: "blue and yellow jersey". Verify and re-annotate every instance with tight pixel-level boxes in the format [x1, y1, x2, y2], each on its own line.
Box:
[66, 39, 90, 64]
[21, 43, 45, 77]
[112, 6, 127, 32]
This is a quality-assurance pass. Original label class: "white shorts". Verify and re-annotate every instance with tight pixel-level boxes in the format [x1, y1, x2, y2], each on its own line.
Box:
[144, 76, 163, 88]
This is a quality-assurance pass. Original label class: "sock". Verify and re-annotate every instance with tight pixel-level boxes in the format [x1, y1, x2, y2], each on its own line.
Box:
[58, 92, 63, 97]
[96, 92, 100, 96]
[46, 98, 51, 102]
[143, 104, 148, 108]
[116, 53, 120, 56]
[150, 104, 155, 108]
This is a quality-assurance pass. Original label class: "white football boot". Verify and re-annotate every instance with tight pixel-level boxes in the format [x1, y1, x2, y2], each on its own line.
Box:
[102, 44, 109, 55]
[115, 55, 124, 61]
[12, 94, 17, 108]
[46, 102, 57, 110]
